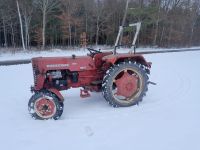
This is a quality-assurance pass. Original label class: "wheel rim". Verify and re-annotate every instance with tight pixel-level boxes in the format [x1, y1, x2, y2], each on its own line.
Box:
[112, 68, 143, 103]
[34, 96, 56, 119]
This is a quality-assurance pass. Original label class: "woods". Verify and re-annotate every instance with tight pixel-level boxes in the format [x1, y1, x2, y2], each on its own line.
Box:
[0, 0, 200, 50]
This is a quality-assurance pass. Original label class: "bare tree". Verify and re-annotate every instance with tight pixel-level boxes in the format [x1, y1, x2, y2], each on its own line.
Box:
[93, 0, 113, 45]
[59, 0, 73, 46]
[0, 0, 200, 49]
[20, 0, 34, 49]
[153, 0, 161, 46]
[0, 0, 12, 48]
[189, 0, 200, 46]
[16, 0, 25, 50]
[0, 10, 8, 47]
[95, 0, 101, 45]
[34, 0, 59, 49]
[58, 0, 82, 46]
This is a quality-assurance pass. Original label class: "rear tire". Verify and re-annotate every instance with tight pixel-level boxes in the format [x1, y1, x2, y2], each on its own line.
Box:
[102, 61, 148, 107]
[28, 91, 64, 120]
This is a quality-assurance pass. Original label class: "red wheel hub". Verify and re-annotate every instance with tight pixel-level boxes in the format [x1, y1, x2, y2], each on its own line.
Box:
[115, 72, 138, 98]
[35, 97, 56, 118]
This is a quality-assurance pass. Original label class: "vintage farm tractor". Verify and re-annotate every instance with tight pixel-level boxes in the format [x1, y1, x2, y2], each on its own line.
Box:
[28, 22, 152, 120]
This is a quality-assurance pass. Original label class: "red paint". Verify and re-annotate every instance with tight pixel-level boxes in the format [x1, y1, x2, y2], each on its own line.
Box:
[31, 51, 151, 100]
[48, 88, 64, 101]
[115, 72, 138, 98]
[35, 98, 56, 118]
[102, 53, 151, 67]
[80, 89, 91, 98]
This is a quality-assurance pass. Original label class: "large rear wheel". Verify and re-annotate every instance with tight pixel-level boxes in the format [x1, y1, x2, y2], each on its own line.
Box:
[28, 91, 64, 120]
[102, 61, 148, 107]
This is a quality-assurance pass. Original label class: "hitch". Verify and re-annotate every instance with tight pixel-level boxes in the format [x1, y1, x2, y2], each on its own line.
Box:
[80, 89, 91, 98]
[30, 86, 35, 93]
[148, 81, 157, 85]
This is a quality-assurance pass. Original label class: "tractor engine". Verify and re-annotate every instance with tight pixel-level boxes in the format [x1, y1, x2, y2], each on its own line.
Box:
[46, 70, 68, 89]
[45, 70, 79, 90]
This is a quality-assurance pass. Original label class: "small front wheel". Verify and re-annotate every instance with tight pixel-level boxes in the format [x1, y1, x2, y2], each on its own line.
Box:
[28, 91, 64, 120]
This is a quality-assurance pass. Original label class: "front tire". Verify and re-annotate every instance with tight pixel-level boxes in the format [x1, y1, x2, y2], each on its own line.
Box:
[102, 61, 148, 107]
[28, 91, 64, 120]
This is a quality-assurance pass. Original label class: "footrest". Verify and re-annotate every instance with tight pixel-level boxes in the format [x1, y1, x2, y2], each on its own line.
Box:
[80, 89, 91, 98]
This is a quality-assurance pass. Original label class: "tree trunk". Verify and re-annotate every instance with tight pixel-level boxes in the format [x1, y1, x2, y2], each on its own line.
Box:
[189, 22, 195, 47]
[95, 15, 100, 46]
[24, 15, 28, 48]
[68, 22, 72, 47]
[24, 15, 31, 49]
[160, 26, 165, 46]
[16, 0, 25, 50]
[74, 25, 77, 46]
[153, 0, 161, 46]
[10, 22, 16, 48]
[27, 29, 30, 49]
[67, 1, 72, 47]
[42, 8, 46, 49]
[168, 23, 173, 47]
[85, 12, 88, 33]
[2, 17, 7, 48]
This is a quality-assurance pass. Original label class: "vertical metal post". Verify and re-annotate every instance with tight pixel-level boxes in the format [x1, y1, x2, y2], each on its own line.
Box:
[113, 26, 123, 54]
[130, 22, 141, 53]
[119, 0, 130, 45]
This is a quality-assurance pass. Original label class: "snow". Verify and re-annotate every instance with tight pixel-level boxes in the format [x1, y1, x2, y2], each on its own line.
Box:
[0, 49, 87, 61]
[1, 46, 200, 61]
[0, 50, 200, 150]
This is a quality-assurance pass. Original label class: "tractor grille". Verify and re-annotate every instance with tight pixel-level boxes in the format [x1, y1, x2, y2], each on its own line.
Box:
[33, 64, 39, 87]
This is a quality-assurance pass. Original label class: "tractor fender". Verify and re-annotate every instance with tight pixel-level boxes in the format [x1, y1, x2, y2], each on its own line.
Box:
[48, 88, 64, 102]
[102, 53, 151, 67]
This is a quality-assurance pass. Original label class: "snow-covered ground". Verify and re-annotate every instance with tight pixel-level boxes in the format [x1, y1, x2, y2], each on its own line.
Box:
[1, 46, 200, 61]
[0, 50, 200, 150]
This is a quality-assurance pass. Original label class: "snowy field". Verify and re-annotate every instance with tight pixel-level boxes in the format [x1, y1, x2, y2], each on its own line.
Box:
[1, 46, 200, 61]
[0, 50, 200, 150]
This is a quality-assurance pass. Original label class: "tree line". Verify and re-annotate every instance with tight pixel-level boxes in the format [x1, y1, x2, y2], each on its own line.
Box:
[0, 0, 200, 50]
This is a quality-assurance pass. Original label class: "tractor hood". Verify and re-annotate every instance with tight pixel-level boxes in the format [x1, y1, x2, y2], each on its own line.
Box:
[31, 55, 96, 72]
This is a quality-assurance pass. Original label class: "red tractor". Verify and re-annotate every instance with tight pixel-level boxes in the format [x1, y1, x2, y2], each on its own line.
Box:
[28, 23, 152, 120]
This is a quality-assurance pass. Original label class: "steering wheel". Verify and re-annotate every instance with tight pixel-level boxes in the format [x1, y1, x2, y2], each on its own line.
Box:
[87, 48, 102, 55]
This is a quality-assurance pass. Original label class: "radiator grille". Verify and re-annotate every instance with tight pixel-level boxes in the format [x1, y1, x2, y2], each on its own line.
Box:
[33, 64, 39, 87]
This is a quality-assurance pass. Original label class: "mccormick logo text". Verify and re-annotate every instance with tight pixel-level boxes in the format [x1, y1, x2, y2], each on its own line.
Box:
[46, 64, 69, 68]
